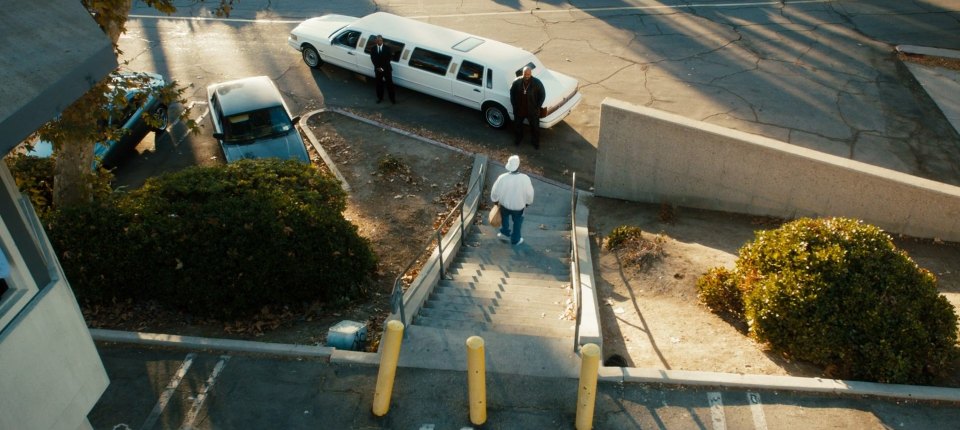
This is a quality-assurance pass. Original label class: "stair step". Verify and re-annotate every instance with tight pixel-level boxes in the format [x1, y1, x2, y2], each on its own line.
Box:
[451, 259, 569, 274]
[469, 223, 570, 239]
[414, 316, 574, 338]
[456, 244, 570, 260]
[438, 274, 570, 288]
[437, 279, 571, 295]
[446, 266, 570, 282]
[485, 212, 571, 225]
[424, 294, 567, 309]
[418, 307, 574, 328]
[423, 300, 567, 315]
[433, 284, 571, 302]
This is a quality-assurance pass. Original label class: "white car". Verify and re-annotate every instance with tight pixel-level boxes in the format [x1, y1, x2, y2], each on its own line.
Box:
[288, 12, 582, 129]
[207, 76, 310, 163]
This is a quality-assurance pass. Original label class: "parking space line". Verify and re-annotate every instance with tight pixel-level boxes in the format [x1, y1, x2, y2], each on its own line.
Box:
[179, 355, 230, 430]
[747, 392, 769, 430]
[707, 392, 726, 430]
[169, 100, 206, 148]
[141, 353, 195, 430]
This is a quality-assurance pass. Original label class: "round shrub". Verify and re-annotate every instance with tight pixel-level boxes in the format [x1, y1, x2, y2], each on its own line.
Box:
[736, 217, 958, 384]
[605, 225, 644, 250]
[47, 159, 377, 318]
[696, 267, 743, 320]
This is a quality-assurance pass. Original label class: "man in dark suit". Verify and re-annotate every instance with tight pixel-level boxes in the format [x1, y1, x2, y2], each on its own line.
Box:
[370, 35, 396, 104]
[509, 66, 546, 149]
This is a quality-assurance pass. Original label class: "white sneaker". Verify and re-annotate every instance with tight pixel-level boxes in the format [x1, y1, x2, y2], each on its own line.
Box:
[514, 238, 524, 246]
[497, 233, 509, 242]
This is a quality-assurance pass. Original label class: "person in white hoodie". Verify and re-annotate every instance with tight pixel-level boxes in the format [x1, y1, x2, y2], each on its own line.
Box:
[490, 155, 535, 246]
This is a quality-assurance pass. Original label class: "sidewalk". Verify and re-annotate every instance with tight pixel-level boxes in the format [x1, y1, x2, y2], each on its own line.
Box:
[897, 45, 960, 136]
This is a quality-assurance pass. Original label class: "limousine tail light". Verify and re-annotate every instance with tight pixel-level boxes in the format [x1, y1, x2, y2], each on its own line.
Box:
[541, 86, 579, 118]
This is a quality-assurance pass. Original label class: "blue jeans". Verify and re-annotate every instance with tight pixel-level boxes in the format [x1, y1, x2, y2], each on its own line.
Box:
[499, 206, 524, 245]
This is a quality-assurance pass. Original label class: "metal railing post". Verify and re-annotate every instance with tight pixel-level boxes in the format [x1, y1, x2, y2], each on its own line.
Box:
[436, 230, 445, 279]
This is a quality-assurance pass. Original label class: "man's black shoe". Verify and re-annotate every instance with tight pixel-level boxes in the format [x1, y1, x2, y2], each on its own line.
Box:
[376, 99, 383, 104]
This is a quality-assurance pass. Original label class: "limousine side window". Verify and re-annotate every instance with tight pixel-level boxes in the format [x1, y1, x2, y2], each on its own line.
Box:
[364, 37, 405, 62]
[409, 48, 452, 76]
[335, 30, 361, 48]
[457, 60, 484, 86]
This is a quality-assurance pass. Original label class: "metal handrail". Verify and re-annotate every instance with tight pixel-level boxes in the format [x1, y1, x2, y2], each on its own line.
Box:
[390, 163, 485, 326]
[570, 172, 582, 352]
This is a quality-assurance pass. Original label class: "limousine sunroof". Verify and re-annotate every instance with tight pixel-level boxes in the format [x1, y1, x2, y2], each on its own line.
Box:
[452, 37, 485, 52]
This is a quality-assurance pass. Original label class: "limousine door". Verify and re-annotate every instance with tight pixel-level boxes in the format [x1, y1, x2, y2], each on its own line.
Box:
[451, 59, 485, 109]
[323, 30, 363, 72]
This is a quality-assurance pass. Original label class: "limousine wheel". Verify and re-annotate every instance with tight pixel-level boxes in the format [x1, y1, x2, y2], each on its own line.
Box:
[483, 103, 508, 129]
[301, 45, 323, 69]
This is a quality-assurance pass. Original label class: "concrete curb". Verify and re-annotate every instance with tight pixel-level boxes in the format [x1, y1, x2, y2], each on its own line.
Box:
[90, 329, 335, 359]
[91, 328, 960, 403]
[302, 107, 591, 197]
[896, 45, 960, 60]
[599, 366, 960, 402]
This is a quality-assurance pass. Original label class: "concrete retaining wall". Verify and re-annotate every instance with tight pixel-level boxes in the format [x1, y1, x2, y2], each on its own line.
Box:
[594, 99, 960, 241]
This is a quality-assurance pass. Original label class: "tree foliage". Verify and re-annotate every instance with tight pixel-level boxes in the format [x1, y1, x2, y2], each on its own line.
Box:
[33, 0, 234, 208]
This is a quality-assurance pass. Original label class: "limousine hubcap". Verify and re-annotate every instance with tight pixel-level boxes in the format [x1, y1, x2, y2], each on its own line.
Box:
[302, 47, 321, 68]
[484, 104, 507, 129]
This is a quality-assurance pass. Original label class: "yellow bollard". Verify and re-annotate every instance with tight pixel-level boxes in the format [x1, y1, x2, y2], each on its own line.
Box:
[575, 343, 601, 430]
[372, 320, 404, 417]
[466, 336, 487, 425]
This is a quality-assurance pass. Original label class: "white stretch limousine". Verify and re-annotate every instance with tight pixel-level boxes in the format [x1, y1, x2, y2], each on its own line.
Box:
[288, 12, 581, 129]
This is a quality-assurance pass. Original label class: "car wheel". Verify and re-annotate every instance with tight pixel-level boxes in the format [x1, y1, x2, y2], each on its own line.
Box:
[151, 105, 168, 133]
[302, 45, 323, 69]
[483, 103, 508, 129]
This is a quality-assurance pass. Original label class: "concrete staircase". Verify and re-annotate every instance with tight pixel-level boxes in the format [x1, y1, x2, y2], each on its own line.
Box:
[413, 212, 575, 338]
[394, 162, 590, 378]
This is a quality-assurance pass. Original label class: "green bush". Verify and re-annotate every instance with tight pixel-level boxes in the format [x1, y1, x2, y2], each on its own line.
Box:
[46, 159, 377, 318]
[696, 267, 743, 320]
[605, 225, 644, 250]
[699, 217, 958, 384]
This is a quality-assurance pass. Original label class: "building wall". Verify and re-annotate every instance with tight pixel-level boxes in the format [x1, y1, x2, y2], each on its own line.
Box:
[0, 282, 108, 430]
[0, 164, 108, 430]
[594, 98, 960, 241]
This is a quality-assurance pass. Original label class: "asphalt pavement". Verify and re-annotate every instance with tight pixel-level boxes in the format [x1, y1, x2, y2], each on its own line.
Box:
[90, 345, 960, 430]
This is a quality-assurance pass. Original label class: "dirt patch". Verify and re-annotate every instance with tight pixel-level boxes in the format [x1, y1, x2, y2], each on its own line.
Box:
[899, 52, 960, 71]
[589, 196, 960, 386]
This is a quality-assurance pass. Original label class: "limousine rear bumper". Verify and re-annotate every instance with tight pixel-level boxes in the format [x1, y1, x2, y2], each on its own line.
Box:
[540, 91, 582, 128]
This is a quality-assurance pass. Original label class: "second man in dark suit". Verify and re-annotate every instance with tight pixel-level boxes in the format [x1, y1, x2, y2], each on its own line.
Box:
[370, 35, 396, 104]
[509, 66, 546, 149]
